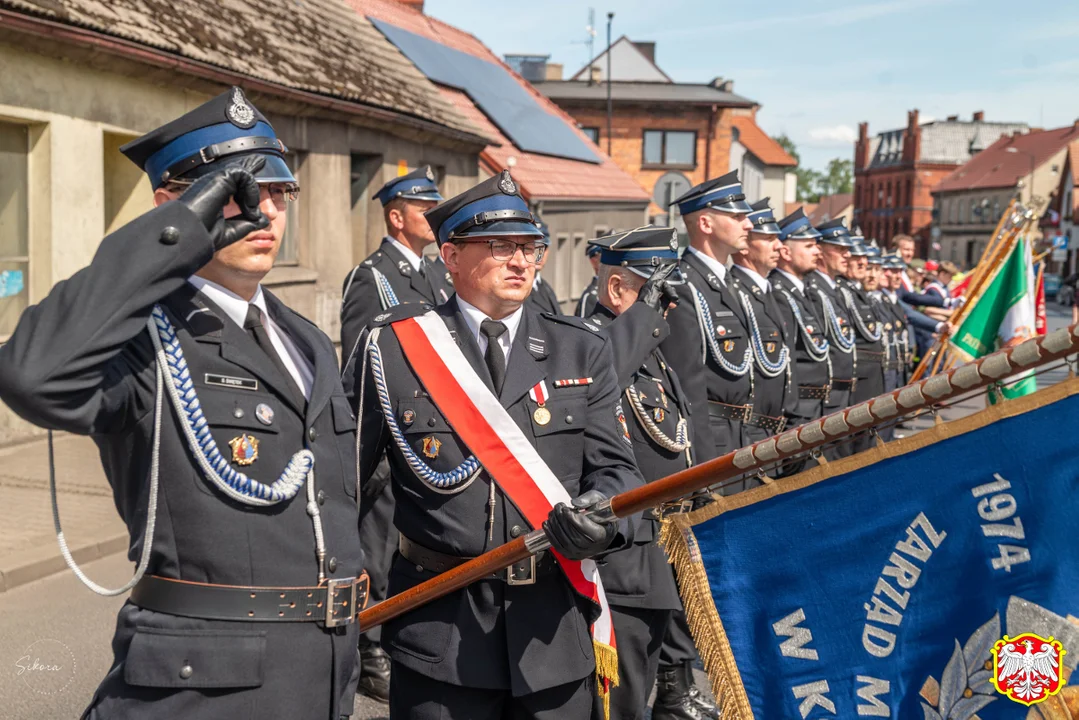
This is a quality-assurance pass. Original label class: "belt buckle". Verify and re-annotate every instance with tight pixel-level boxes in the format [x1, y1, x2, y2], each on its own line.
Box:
[742, 405, 753, 423]
[851, 378, 858, 393]
[506, 555, 537, 586]
[776, 417, 787, 433]
[324, 577, 357, 628]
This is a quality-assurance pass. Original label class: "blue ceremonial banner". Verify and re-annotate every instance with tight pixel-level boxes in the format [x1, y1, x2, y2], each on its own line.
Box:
[663, 379, 1079, 718]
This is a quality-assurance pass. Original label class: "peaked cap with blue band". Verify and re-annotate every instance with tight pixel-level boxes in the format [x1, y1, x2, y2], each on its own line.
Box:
[670, 170, 753, 216]
[747, 197, 781, 236]
[120, 87, 295, 190]
[778, 208, 822, 241]
[424, 170, 542, 246]
[865, 242, 884, 264]
[849, 239, 869, 257]
[882, 252, 905, 270]
[534, 212, 552, 245]
[375, 166, 443, 206]
[586, 243, 602, 258]
[815, 218, 855, 247]
[591, 225, 685, 281]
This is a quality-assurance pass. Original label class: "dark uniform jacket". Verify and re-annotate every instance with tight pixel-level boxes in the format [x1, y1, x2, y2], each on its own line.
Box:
[340, 237, 452, 367]
[0, 204, 363, 720]
[586, 303, 683, 611]
[878, 291, 914, 381]
[729, 265, 794, 428]
[661, 250, 753, 461]
[346, 298, 642, 695]
[837, 277, 886, 384]
[526, 274, 562, 316]
[574, 276, 599, 318]
[770, 270, 831, 391]
[804, 270, 857, 384]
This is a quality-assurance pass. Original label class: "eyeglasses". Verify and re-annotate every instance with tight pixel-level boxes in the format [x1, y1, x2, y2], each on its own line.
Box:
[456, 239, 547, 263]
[166, 180, 300, 211]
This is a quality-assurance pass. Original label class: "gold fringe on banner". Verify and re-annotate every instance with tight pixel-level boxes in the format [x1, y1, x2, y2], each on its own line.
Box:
[592, 640, 619, 720]
[659, 375, 1079, 719]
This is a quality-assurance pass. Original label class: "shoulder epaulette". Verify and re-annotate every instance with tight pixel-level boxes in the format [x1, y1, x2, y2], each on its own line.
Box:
[542, 313, 605, 335]
[361, 251, 385, 268]
[371, 301, 432, 326]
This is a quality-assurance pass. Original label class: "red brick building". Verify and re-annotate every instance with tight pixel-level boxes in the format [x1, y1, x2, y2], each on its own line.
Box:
[854, 110, 1027, 255]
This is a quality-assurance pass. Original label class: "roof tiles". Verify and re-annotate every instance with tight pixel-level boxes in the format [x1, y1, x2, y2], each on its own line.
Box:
[935, 124, 1079, 193]
[732, 116, 796, 167]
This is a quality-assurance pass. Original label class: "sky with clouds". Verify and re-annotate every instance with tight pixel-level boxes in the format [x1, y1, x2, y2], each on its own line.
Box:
[426, 0, 1079, 172]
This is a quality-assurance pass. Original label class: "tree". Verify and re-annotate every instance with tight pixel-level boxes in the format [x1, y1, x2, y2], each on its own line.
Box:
[818, 157, 853, 197]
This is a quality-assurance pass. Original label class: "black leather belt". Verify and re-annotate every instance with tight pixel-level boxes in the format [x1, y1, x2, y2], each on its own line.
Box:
[859, 350, 886, 363]
[130, 574, 369, 628]
[399, 535, 556, 586]
[707, 401, 753, 422]
[798, 384, 831, 400]
[831, 378, 857, 392]
[745, 412, 787, 434]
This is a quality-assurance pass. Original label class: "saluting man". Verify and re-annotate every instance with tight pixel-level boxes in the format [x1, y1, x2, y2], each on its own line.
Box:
[339, 165, 448, 702]
[575, 243, 603, 318]
[583, 226, 693, 720]
[345, 171, 643, 720]
[526, 214, 564, 316]
[805, 218, 858, 457]
[729, 199, 794, 450]
[0, 88, 364, 719]
[661, 170, 756, 475]
[837, 234, 886, 452]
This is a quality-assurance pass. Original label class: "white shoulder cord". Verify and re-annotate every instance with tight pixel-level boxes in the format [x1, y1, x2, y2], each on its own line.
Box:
[49, 359, 164, 596]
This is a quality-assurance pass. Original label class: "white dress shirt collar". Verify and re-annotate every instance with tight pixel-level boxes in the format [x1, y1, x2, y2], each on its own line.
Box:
[386, 236, 424, 272]
[775, 268, 805, 294]
[813, 269, 836, 290]
[733, 264, 770, 293]
[456, 295, 524, 363]
[687, 246, 727, 283]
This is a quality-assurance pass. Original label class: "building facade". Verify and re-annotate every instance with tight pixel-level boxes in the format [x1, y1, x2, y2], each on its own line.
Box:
[932, 124, 1079, 269]
[0, 0, 488, 443]
[854, 110, 1028, 256]
[1053, 142, 1079, 276]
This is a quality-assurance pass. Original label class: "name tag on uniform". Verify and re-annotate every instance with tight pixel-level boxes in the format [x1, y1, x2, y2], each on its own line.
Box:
[205, 373, 259, 391]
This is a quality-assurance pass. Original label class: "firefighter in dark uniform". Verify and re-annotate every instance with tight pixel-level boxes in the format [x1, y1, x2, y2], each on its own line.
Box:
[0, 88, 364, 720]
[770, 210, 831, 476]
[804, 218, 857, 458]
[339, 166, 448, 702]
[345, 171, 643, 720]
[837, 233, 885, 453]
[583, 226, 693, 720]
[729, 199, 794, 449]
[660, 170, 755, 480]
[526, 214, 563, 316]
[863, 245, 900, 442]
[575, 243, 603, 318]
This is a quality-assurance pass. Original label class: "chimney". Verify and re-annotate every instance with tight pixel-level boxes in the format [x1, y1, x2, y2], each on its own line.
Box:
[545, 63, 563, 81]
[973, 110, 985, 122]
[855, 122, 870, 171]
[907, 109, 920, 130]
[904, 109, 921, 164]
[589, 65, 601, 84]
[632, 41, 656, 64]
[709, 77, 734, 93]
[394, 0, 424, 11]
[946, 115, 959, 122]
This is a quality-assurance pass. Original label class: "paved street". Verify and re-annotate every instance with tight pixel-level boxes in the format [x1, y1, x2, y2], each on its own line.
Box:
[0, 305, 1072, 719]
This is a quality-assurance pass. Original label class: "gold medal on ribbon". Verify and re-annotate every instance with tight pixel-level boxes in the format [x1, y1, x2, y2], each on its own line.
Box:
[533, 406, 552, 426]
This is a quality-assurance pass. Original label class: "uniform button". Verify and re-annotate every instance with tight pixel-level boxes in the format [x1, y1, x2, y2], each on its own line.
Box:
[565, 415, 574, 423]
[328, 557, 337, 573]
[179, 664, 193, 679]
[510, 525, 523, 538]
[652, 328, 661, 337]
[308, 427, 317, 442]
[233, 407, 244, 419]
[427, 417, 436, 427]
[160, 226, 181, 245]
[317, 490, 325, 506]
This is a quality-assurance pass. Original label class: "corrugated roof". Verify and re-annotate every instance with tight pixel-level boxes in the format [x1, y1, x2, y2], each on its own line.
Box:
[354, 0, 649, 204]
[808, 194, 853, 225]
[935, 124, 1079, 193]
[536, 80, 756, 106]
[731, 116, 796, 167]
[868, 120, 1029, 168]
[0, 0, 480, 138]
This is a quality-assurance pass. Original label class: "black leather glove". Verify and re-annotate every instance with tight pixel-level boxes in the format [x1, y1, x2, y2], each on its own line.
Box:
[178, 155, 269, 250]
[636, 261, 680, 313]
[543, 490, 617, 561]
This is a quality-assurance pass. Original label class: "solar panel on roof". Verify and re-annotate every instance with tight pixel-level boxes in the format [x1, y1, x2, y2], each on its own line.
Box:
[369, 18, 600, 165]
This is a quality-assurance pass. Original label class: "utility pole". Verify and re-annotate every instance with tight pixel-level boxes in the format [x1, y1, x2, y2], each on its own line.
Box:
[585, 8, 596, 86]
[606, 11, 614, 157]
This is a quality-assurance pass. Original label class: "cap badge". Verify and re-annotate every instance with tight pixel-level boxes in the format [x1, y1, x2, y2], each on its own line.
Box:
[498, 172, 517, 195]
[669, 230, 679, 251]
[402, 409, 415, 427]
[226, 88, 256, 129]
[425, 166, 435, 182]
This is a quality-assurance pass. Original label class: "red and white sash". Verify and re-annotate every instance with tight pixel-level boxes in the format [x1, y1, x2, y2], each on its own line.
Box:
[391, 311, 618, 697]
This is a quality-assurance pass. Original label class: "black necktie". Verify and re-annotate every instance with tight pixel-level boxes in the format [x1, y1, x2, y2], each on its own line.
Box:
[480, 319, 508, 395]
[244, 304, 305, 405]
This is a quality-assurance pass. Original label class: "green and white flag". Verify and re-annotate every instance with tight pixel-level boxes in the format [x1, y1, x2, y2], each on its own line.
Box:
[949, 235, 1037, 399]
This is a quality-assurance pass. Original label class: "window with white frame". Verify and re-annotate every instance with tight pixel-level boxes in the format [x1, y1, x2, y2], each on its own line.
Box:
[0, 120, 29, 339]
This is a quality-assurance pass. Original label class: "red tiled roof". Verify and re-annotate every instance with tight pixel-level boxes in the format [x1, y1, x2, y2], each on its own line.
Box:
[935, 124, 1079, 193]
[1070, 141, 1079, 185]
[808, 193, 853, 225]
[732, 116, 797, 167]
[352, 0, 650, 203]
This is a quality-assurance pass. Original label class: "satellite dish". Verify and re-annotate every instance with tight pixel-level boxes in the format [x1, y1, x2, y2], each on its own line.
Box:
[653, 171, 692, 210]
